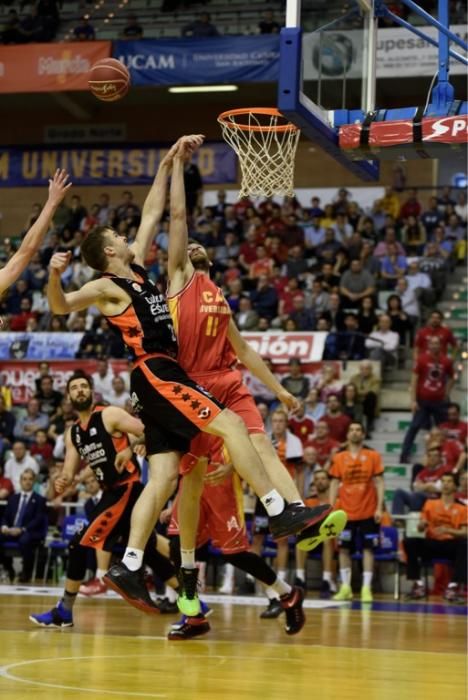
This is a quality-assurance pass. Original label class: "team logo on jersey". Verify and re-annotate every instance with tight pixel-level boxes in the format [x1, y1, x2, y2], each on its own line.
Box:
[131, 391, 142, 412]
[198, 407, 211, 420]
[75, 433, 81, 444]
[132, 282, 142, 293]
[90, 427, 97, 436]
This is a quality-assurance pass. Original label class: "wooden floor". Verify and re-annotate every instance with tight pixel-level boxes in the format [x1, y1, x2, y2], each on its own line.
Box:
[0, 589, 466, 700]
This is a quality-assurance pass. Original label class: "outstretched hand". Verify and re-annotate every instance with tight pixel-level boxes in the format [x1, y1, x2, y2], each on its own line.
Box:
[48, 169, 72, 206]
[277, 389, 301, 414]
[49, 251, 72, 275]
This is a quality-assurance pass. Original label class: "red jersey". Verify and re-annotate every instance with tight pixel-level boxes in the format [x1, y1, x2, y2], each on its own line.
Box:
[289, 416, 315, 445]
[168, 271, 236, 376]
[414, 352, 453, 402]
[305, 436, 339, 466]
[322, 413, 352, 443]
[415, 464, 451, 498]
[440, 439, 463, 469]
[415, 325, 457, 355]
[438, 420, 467, 445]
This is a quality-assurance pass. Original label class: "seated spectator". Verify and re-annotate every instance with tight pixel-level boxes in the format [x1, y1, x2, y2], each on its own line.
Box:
[316, 229, 343, 265]
[308, 279, 330, 316]
[386, 294, 412, 346]
[421, 196, 443, 236]
[413, 309, 457, 357]
[381, 186, 400, 220]
[6, 279, 31, 315]
[424, 427, 464, 472]
[438, 402, 467, 445]
[108, 376, 130, 408]
[359, 240, 381, 276]
[225, 278, 243, 314]
[258, 10, 280, 33]
[0, 468, 47, 583]
[341, 384, 364, 423]
[288, 399, 315, 445]
[280, 358, 310, 399]
[309, 196, 324, 219]
[0, 465, 14, 502]
[357, 295, 378, 335]
[374, 227, 406, 258]
[250, 275, 278, 321]
[365, 313, 400, 368]
[48, 398, 77, 443]
[305, 421, 339, 469]
[235, 296, 259, 331]
[349, 360, 381, 435]
[315, 363, 343, 403]
[304, 388, 326, 423]
[301, 447, 321, 498]
[456, 471, 468, 505]
[400, 214, 426, 255]
[322, 395, 352, 443]
[319, 292, 346, 332]
[335, 313, 366, 360]
[182, 12, 219, 37]
[339, 259, 376, 309]
[303, 215, 326, 250]
[4, 442, 40, 492]
[14, 398, 49, 445]
[404, 473, 467, 601]
[0, 396, 16, 443]
[394, 444, 452, 517]
[332, 213, 353, 242]
[418, 242, 448, 300]
[380, 242, 408, 289]
[395, 278, 420, 325]
[283, 244, 308, 280]
[120, 14, 143, 39]
[287, 294, 315, 331]
[399, 188, 421, 220]
[249, 245, 274, 279]
[73, 15, 95, 40]
[29, 428, 54, 472]
[35, 375, 63, 419]
[317, 262, 341, 292]
[345, 231, 364, 260]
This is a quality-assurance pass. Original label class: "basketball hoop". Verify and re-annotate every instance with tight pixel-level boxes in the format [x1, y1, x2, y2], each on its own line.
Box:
[217, 107, 300, 199]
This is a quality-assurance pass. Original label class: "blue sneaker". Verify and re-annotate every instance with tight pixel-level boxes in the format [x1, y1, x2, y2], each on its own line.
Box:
[170, 600, 211, 631]
[29, 601, 73, 628]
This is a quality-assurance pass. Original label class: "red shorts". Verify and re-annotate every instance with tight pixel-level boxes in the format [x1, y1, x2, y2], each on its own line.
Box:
[179, 368, 265, 473]
[168, 471, 249, 554]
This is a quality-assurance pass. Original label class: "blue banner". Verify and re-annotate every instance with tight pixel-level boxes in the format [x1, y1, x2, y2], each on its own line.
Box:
[0, 333, 84, 360]
[114, 36, 279, 86]
[0, 143, 236, 186]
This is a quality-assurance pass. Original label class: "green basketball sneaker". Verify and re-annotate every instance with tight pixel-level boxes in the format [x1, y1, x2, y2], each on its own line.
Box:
[177, 567, 201, 616]
[296, 509, 348, 552]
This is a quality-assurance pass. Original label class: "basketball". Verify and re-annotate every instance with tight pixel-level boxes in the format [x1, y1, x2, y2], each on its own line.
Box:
[88, 58, 130, 102]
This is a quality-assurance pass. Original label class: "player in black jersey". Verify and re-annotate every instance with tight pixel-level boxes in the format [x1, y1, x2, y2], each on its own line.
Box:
[29, 371, 179, 628]
[46, 136, 333, 618]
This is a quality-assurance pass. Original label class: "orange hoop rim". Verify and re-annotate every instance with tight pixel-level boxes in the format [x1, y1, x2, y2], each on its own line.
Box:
[217, 107, 299, 133]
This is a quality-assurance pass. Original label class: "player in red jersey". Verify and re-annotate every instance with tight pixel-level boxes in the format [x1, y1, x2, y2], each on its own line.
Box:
[47, 136, 330, 617]
[0, 169, 71, 296]
[164, 139, 346, 609]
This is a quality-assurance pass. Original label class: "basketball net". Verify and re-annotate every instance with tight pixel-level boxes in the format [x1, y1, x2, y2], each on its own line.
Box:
[218, 108, 300, 199]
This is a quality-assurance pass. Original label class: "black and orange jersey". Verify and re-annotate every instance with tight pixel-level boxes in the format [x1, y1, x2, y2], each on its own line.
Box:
[103, 264, 178, 359]
[168, 271, 236, 375]
[70, 406, 140, 487]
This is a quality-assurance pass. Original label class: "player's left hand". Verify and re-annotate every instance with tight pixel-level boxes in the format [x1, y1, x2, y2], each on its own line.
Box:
[204, 461, 233, 486]
[277, 389, 300, 414]
[47, 168, 72, 206]
[115, 447, 132, 472]
[374, 508, 382, 523]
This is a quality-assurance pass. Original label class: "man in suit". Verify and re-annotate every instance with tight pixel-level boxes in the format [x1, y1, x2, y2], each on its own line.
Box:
[0, 468, 47, 582]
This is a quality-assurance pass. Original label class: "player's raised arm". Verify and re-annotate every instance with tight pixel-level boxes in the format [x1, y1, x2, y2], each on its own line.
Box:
[131, 134, 204, 266]
[47, 251, 106, 314]
[167, 136, 204, 287]
[0, 169, 71, 295]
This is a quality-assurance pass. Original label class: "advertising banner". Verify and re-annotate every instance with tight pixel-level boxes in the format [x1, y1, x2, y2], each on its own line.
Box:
[0, 333, 84, 361]
[242, 332, 328, 364]
[0, 143, 236, 187]
[0, 41, 111, 93]
[113, 36, 280, 85]
[303, 24, 467, 80]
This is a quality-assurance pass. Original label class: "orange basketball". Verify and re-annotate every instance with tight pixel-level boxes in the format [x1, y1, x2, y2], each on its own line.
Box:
[88, 58, 130, 102]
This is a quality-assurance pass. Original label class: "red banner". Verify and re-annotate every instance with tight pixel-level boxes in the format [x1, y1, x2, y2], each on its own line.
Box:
[0, 41, 111, 94]
[0, 359, 127, 405]
[339, 114, 468, 160]
[242, 332, 327, 364]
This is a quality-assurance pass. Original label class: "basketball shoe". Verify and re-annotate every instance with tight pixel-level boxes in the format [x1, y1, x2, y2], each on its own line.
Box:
[79, 577, 108, 596]
[104, 563, 160, 615]
[269, 503, 332, 540]
[177, 567, 201, 616]
[333, 583, 353, 601]
[167, 614, 210, 640]
[29, 601, 73, 628]
[280, 586, 305, 635]
[260, 597, 283, 619]
[296, 510, 348, 552]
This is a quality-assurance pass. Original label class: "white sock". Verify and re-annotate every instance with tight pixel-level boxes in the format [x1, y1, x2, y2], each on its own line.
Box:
[277, 569, 287, 582]
[270, 576, 291, 597]
[180, 548, 196, 569]
[362, 571, 373, 587]
[122, 548, 143, 571]
[96, 569, 106, 581]
[165, 584, 178, 603]
[246, 573, 255, 583]
[339, 568, 351, 586]
[265, 585, 280, 600]
[296, 568, 305, 581]
[223, 563, 234, 583]
[260, 489, 285, 517]
[323, 571, 336, 591]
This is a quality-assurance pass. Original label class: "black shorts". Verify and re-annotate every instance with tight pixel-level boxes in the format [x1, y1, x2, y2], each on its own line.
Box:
[130, 356, 225, 455]
[78, 480, 144, 552]
[338, 517, 380, 552]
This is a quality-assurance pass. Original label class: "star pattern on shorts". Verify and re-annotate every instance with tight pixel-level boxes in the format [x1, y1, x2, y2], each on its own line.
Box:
[190, 400, 201, 410]
[181, 393, 191, 402]
[173, 385, 182, 395]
